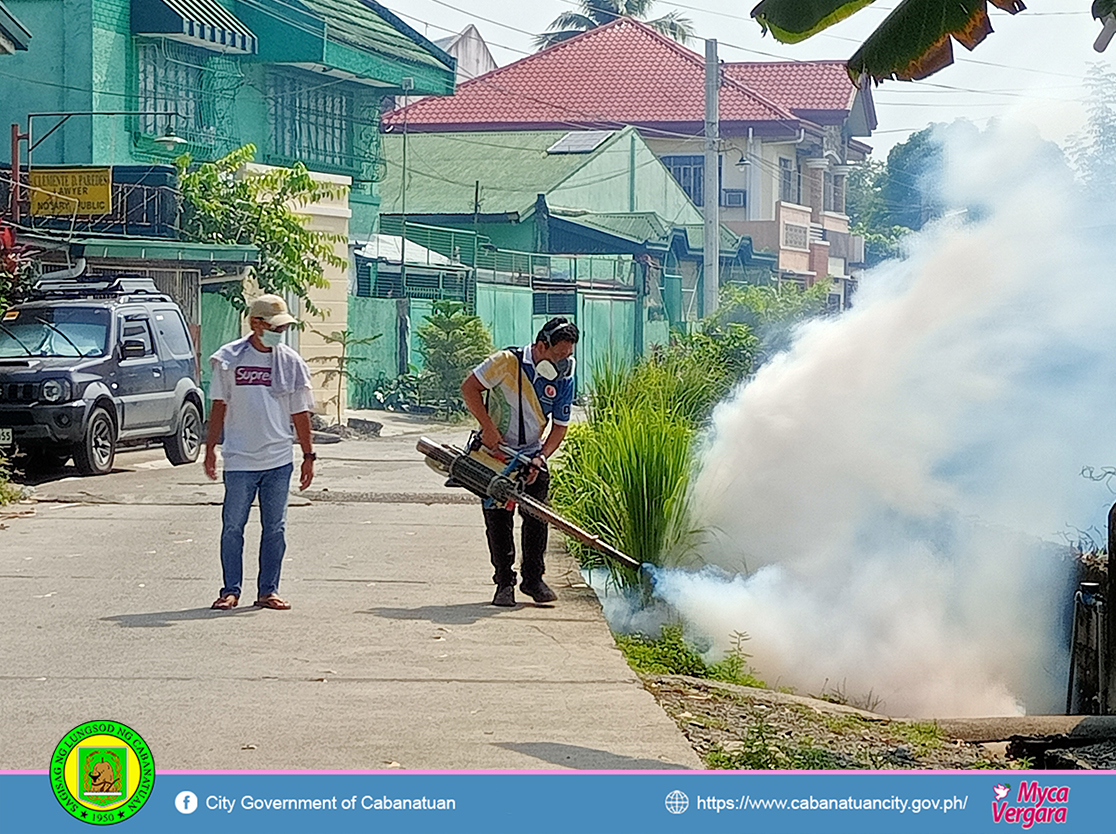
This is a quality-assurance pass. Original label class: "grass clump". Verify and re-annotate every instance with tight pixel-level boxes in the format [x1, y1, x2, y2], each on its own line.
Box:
[615, 624, 765, 688]
[0, 453, 23, 505]
[706, 724, 853, 770]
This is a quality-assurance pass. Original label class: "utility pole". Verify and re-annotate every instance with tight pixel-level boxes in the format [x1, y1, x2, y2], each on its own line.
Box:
[703, 38, 720, 319]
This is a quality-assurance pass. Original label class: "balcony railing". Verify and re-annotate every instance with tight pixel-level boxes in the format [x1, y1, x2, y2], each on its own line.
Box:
[1, 165, 179, 238]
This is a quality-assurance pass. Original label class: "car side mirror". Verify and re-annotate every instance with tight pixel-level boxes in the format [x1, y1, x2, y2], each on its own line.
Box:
[121, 340, 146, 359]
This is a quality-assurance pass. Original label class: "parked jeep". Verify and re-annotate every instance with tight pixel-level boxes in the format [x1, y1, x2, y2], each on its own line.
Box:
[0, 275, 204, 475]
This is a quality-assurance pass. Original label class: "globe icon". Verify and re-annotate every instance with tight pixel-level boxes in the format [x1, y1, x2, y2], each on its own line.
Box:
[665, 790, 689, 814]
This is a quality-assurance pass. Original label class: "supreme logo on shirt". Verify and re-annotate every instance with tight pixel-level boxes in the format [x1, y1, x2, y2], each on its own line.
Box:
[235, 366, 271, 386]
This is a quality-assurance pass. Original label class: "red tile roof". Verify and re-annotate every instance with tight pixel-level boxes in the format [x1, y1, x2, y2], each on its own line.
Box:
[382, 18, 803, 136]
[723, 61, 858, 117]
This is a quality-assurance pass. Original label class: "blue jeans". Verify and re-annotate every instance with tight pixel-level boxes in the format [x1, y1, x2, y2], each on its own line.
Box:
[219, 463, 293, 599]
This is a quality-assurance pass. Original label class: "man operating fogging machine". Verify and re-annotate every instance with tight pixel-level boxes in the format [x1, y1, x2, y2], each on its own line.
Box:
[461, 317, 579, 607]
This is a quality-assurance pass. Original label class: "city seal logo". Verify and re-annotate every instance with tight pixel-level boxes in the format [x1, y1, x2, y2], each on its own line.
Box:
[50, 721, 154, 825]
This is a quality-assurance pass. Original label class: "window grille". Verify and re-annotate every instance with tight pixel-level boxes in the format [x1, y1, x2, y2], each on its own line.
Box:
[135, 39, 240, 151]
[269, 72, 354, 171]
[662, 155, 704, 206]
[533, 292, 576, 316]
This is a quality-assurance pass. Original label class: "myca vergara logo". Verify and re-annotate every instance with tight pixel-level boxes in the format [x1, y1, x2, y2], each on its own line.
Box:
[50, 721, 155, 825]
[991, 781, 1069, 829]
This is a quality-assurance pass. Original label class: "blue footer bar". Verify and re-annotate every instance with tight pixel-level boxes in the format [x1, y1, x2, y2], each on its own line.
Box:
[3, 771, 1113, 833]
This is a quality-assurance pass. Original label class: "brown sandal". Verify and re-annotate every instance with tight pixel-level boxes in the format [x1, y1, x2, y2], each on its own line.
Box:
[211, 594, 238, 610]
[254, 595, 291, 610]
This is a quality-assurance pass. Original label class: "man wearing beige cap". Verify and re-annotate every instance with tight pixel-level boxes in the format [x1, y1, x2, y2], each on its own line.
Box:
[204, 294, 316, 611]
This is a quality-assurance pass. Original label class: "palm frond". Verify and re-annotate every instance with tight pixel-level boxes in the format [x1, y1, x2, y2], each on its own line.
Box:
[534, 27, 593, 49]
[645, 11, 694, 44]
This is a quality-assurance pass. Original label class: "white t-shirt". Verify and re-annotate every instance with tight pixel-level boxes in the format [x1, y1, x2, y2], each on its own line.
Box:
[209, 344, 315, 471]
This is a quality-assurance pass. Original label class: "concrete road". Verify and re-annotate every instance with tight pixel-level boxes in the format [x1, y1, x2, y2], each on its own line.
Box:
[0, 414, 701, 771]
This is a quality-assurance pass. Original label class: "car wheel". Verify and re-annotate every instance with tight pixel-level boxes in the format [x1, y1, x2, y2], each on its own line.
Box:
[164, 401, 202, 465]
[73, 406, 116, 476]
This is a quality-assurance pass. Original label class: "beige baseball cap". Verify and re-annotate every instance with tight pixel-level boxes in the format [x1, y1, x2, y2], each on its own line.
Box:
[248, 294, 298, 327]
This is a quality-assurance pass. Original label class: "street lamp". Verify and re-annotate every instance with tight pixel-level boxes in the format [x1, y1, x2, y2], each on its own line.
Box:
[8, 110, 183, 223]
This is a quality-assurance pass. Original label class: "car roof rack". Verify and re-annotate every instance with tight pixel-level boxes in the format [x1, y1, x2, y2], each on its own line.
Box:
[29, 274, 170, 302]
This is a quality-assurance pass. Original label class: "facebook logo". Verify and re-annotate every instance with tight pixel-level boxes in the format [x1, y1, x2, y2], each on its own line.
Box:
[175, 791, 198, 814]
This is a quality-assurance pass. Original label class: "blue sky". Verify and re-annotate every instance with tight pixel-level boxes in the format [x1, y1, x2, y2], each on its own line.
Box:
[389, 0, 1111, 160]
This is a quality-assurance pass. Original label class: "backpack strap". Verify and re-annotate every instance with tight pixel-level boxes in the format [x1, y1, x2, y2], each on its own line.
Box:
[510, 347, 527, 448]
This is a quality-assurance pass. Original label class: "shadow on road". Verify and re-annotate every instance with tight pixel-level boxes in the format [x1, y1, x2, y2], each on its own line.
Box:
[102, 607, 262, 627]
[359, 603, 510, 625]
[495, 741, 692, 770]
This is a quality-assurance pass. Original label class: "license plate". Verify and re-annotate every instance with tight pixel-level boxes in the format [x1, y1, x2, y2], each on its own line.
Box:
[0, 427, 11, 447]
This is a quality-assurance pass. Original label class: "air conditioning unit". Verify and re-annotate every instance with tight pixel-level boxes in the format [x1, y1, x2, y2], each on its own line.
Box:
[721, 189, 746, 208]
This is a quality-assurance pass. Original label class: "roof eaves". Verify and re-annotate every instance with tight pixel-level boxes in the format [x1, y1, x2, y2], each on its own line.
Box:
[357, 0, 455, 72]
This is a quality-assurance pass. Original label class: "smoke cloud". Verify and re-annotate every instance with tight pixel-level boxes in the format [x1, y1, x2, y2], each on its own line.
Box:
[653, 121, 1115, 717]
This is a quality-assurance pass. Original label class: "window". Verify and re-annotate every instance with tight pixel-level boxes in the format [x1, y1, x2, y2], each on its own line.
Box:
[136, 41, 206, 139]
[721, 189, 746, 208]
[533, 292, 576, 316]
[269, 72, 354, 170]
[662, 155, 704, 206]
[121, 318, 155, 357]
[153, 309, 192, 356]
[779, 157, 798, 204]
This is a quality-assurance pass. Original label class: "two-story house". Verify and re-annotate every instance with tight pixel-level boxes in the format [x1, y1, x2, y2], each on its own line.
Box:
[382, 17, 876, 309]
[1, 0, 455, 401]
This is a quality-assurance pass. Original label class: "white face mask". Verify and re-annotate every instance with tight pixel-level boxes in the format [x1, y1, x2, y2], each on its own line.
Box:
[259, 328, 284, 349]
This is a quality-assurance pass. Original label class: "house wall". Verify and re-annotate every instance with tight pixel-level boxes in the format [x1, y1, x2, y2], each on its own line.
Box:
[551, 134, 702, 226]
[1, 0, 94, 165]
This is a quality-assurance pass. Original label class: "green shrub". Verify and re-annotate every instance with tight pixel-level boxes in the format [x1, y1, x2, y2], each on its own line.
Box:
[416, 300, 494, 414]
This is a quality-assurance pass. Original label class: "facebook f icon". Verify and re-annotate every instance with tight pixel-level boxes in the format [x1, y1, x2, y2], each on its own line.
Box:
[175, 791, 198, 814]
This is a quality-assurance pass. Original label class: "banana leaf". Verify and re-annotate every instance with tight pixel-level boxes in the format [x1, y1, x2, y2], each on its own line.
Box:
[751, 0, 878, 44]
[752, 0, 1025, 83]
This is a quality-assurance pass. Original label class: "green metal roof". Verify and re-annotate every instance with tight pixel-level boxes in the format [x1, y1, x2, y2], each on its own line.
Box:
[680, 223, 743, 255]
[561, 212, 670, 245]
[234, 0, 454, 92]
[379, 129, 639, 216]
[72, 238, 258, 264]
[295, 0, 450, 71]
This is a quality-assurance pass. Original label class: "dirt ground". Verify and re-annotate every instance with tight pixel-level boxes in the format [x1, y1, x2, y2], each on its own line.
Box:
[642, 674, 1019, 770]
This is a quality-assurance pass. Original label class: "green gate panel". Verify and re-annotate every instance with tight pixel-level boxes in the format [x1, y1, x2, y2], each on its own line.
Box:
[643, 318, 670, 354]
[200, 289, 243, 397]
[475, 283, 533, 349]
[407, 298, 434, 371]
[347, 296, 399, 408]
[577, 295, 636, 392]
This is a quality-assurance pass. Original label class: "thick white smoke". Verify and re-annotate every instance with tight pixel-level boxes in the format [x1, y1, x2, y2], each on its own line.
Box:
[652, 121, 1116, 717]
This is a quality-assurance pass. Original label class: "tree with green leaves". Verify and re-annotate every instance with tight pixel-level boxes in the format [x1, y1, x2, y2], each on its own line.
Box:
[1069, 64, 1116, 201]
[535, 0, 693, 49]
[176, 144, 348, 316]
[308, 328, 382, 426]
[749, 0, 1065, 83]
[416, 300, 494, 414]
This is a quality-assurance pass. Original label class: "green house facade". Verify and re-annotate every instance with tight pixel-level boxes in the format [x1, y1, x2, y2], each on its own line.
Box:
[0, 0, 456, 233]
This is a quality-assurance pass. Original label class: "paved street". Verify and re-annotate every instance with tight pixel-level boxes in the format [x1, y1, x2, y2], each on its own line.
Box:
[0, 414, 700, 771]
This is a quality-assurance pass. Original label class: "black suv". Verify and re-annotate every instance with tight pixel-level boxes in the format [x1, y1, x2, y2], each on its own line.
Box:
[0, 275, 204, 475]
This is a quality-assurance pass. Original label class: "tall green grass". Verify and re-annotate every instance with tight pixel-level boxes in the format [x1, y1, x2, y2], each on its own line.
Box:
[552, 405, 698, 584]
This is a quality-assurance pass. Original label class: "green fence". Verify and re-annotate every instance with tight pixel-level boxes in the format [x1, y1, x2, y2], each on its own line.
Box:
[199, 288, 243, 397]
[347, 296, 400, 408]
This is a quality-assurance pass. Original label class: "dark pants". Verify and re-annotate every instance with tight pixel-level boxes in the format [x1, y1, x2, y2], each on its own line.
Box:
[483, 468, 549, 588]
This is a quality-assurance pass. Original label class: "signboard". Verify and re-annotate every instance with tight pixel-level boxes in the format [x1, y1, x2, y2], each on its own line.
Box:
[29, 167, 112, 216]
